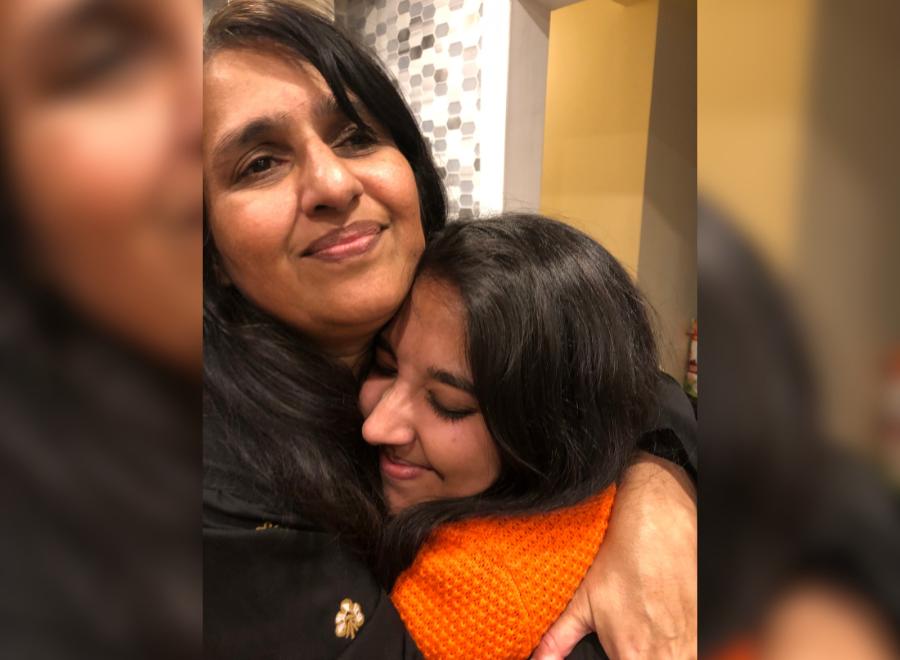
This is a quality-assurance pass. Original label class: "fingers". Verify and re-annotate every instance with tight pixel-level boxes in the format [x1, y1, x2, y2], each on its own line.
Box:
[531, 610, 591, 660]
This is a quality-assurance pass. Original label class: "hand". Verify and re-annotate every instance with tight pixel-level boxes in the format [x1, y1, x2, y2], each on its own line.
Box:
[532, 452, 697, 660]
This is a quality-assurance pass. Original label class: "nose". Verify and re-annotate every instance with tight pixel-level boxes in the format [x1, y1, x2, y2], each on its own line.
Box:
[298, 140, 364, 216]
[362, 384, 416, 448]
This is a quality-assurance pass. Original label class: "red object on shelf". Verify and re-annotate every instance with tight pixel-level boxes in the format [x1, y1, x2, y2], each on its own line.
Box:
[684, 319, 698, 398]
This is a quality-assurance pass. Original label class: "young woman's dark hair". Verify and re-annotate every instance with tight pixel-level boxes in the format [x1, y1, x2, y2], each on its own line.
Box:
[376, 214, 659, 585]
[202, 0, 446, 551]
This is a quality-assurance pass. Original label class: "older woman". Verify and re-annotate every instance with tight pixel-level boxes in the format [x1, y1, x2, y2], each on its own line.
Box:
[202, 1, 696, 658]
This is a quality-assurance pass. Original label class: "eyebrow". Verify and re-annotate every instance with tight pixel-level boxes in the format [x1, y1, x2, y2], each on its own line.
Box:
[312, 94, 344, 121]
[313, 93, 374, 127]
[428, 368, 476, 395]
[374, 335, 476, 395]
[209, 93, 375, 173]
[209, 111, 292, 172]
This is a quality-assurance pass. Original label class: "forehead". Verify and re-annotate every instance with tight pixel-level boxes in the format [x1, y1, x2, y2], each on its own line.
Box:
[391, 278, 468, 358]
[204, 48, 330, 135]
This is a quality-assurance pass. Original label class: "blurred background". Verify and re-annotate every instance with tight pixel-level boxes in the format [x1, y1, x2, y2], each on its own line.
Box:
[2, 0, 897, 657]
[1, 0, 201, 657]
[699, 1, 900, 658]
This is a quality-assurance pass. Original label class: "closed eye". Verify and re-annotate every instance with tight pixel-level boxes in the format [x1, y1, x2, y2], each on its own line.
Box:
[426, 392, 476, 423]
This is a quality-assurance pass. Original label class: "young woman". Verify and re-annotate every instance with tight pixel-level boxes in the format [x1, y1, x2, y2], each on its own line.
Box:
[360, 214, 659, 658]
[202, 1, 697, 657]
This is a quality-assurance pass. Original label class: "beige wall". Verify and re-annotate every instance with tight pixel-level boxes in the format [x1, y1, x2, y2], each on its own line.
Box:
[541, 0, 697, 379]
[638, 0, 697, 379]
[540, 0, 660, 276]
[698, 0, 816, 275]
[700, 0, 900, 453]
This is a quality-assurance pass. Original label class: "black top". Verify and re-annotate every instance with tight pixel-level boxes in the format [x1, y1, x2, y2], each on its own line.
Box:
[203, 372, 697, 659]
[640, 372, 698, 478]
[0, 300, 200, 659]
[203, 483, 421, 658]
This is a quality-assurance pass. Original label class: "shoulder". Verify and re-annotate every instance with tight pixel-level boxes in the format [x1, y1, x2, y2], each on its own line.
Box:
[641, 371, 698, 475]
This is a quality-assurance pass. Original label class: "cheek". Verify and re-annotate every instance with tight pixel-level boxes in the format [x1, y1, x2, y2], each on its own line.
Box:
[361, 151, 422, 238]
[469, 430, 501, 487]
[211, 188, 296, 278]
[434, 422, 500, 495]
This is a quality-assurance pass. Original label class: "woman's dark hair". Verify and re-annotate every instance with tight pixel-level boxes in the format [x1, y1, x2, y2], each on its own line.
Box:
[202, 0, 446, 552]
[376, 214, 659, 584]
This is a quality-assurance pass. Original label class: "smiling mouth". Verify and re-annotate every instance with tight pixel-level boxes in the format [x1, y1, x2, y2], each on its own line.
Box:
[379, 450, 432, 480]
[302, 221, 385, 261]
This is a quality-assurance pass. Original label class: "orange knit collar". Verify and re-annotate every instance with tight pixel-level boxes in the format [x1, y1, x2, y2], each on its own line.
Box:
[391, 485, 616, 660]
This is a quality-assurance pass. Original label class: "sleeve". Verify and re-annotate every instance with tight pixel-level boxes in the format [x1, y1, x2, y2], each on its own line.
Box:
[638, 371, 698, 479]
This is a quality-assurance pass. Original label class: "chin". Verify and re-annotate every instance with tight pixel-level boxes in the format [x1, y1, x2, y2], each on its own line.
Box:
[387, 501, 404, 516]
[384, 489, 415, 515]
[337, 292, 405, 329]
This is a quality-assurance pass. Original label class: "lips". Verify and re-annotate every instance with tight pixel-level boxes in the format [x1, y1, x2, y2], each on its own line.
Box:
[379, 450, 432, 481]
[302, 221, 384, 261]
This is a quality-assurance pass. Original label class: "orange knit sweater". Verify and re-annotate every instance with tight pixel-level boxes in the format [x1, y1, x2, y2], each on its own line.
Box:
[390, 486, 617, 660]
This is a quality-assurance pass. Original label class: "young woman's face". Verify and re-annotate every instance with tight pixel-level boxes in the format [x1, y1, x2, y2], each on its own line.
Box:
[359, 278, 500, 513]
[204, 48, 425, 357]
[0, 0, 202, 372]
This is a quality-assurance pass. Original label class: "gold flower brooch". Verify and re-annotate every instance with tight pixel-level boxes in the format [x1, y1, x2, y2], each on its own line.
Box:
[334, 598, 365, 640]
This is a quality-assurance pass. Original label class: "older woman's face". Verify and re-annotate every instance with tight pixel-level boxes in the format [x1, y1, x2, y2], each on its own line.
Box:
[0, 0, 202, 373]
[204, 49, 425, 357]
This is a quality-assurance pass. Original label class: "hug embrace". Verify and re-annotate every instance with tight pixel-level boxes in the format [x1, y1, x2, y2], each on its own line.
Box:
[202, 1, 697, 658]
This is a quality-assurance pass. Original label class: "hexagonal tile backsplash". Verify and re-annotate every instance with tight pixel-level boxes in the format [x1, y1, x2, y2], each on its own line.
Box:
[334, 0, 483, 219]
